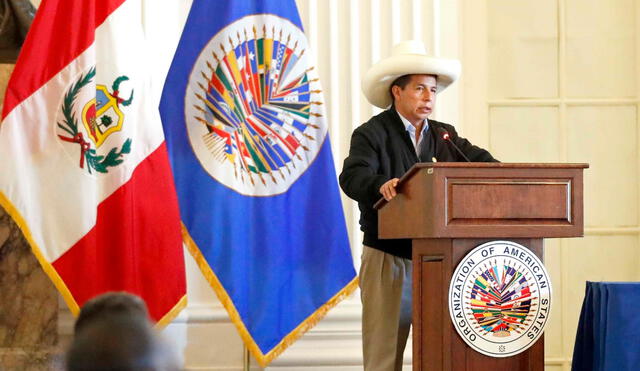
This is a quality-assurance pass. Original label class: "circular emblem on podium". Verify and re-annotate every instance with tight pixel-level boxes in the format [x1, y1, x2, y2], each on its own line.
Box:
[448, 241, 552, 357]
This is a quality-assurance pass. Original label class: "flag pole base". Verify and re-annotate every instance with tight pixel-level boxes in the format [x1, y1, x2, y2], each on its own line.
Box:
[244, 344, 250, 371]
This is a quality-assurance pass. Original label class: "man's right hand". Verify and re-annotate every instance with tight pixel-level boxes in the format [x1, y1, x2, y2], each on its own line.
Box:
[379, 178, 400, 201]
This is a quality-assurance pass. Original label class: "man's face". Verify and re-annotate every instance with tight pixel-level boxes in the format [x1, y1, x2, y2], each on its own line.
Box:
[391, 74, 437, 126]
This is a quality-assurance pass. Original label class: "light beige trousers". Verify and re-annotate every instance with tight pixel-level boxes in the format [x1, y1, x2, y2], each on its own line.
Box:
[360, 246, 413, 371]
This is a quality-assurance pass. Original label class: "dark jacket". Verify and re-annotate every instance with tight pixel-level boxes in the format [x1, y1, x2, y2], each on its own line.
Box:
[339, 109, 497, 259]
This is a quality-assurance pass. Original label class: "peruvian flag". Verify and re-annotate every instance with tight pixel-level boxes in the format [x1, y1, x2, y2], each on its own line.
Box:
[0, 0, 186, 324]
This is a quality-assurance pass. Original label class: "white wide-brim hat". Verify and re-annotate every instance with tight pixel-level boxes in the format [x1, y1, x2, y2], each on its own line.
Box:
[362, 40, 461, 109]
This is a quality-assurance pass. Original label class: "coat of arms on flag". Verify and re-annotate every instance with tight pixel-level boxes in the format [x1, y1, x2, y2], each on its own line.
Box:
[161, 0, 357, 366]
[56, 68, 133, 173]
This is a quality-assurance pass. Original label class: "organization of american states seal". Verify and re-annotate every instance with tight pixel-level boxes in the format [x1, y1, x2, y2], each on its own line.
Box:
[448, 241, 551, 357]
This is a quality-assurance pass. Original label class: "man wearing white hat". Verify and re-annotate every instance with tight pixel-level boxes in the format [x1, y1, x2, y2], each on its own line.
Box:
[339, 40, 497, 371]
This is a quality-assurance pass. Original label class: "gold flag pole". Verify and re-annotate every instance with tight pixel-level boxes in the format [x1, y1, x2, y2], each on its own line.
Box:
[243, 344, 250, 371]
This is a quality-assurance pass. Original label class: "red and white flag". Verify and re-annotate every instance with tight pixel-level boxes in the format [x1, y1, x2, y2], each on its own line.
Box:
[0, 0, 186, 324]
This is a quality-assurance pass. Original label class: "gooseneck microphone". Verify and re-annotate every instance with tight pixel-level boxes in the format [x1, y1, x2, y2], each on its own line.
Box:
[436, 127, 471, 162]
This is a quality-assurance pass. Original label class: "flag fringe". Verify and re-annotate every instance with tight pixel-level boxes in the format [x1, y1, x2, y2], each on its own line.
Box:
[0, 191, 81, 315]
[182, 224, 358, 367]
[264, 275, 358, 365]
[0, 192, 188, 326]
[156, 294, 188, 329]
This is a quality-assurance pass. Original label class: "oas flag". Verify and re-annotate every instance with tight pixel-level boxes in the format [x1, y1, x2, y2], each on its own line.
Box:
[0, 0, 186, 324]
[160, 0, 357, 365]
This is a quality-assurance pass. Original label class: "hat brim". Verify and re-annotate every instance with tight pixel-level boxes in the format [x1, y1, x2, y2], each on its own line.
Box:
[362, 55, 461, 109]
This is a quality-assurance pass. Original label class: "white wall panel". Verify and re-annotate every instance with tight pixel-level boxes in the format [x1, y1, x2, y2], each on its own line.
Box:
[433, 0, 461, 128]
[489, 106, 561, 162]
[543, 240, 564, 359]
[567, 105, 638, 227]
[566, 0, 637, 98]
[487, 0, 558, 99]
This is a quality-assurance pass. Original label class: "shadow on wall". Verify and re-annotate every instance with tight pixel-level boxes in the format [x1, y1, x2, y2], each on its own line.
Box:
[0, 0, 35, 63]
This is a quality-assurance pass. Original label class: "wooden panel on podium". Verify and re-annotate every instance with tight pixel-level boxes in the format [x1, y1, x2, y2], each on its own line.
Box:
[375, 163, 587, 371]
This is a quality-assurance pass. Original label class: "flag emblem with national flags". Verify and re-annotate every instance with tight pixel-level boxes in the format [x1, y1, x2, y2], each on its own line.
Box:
[0, 0, 186, 325]
[186, 14, 323, 195]
[161, 0, 357, 365]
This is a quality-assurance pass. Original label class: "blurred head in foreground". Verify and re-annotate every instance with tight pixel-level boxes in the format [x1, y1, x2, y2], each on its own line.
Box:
[66, 292, 180, 371]
[73, 292, 150, 334]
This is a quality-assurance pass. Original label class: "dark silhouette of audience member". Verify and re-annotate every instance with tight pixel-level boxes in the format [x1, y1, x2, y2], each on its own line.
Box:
[66, 292, 181, 371]
[73, 292, 150, 334]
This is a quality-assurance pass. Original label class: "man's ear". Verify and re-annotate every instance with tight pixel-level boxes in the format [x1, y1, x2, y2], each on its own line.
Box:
[391, 85, 401, 101]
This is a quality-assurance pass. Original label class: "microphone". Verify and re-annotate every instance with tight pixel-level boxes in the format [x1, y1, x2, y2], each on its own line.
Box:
[437, 127, 471, 162]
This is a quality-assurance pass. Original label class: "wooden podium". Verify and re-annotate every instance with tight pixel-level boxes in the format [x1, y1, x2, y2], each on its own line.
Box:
[376, 163, 587, 371]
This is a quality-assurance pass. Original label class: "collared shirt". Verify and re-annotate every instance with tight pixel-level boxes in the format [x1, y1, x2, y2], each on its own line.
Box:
[396, 110, 429, 156]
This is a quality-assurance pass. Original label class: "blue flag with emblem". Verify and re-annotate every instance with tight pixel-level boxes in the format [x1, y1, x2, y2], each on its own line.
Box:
[159, 0, 357, 365]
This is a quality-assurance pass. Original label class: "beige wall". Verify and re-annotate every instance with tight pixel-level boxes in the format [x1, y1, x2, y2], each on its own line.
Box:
[463, 1, 640, 371]
[4, 0, 637, 370]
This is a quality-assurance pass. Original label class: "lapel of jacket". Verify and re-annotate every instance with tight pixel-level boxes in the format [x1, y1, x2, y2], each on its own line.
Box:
[386, 109, 419, 161]
[428, 120, 454, 162]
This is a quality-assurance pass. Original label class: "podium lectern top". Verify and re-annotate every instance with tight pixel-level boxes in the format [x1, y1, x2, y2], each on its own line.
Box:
[376, 163, 588, 239]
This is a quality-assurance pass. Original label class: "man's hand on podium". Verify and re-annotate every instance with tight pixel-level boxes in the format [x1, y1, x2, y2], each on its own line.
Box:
[379, 178, 400, 201]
